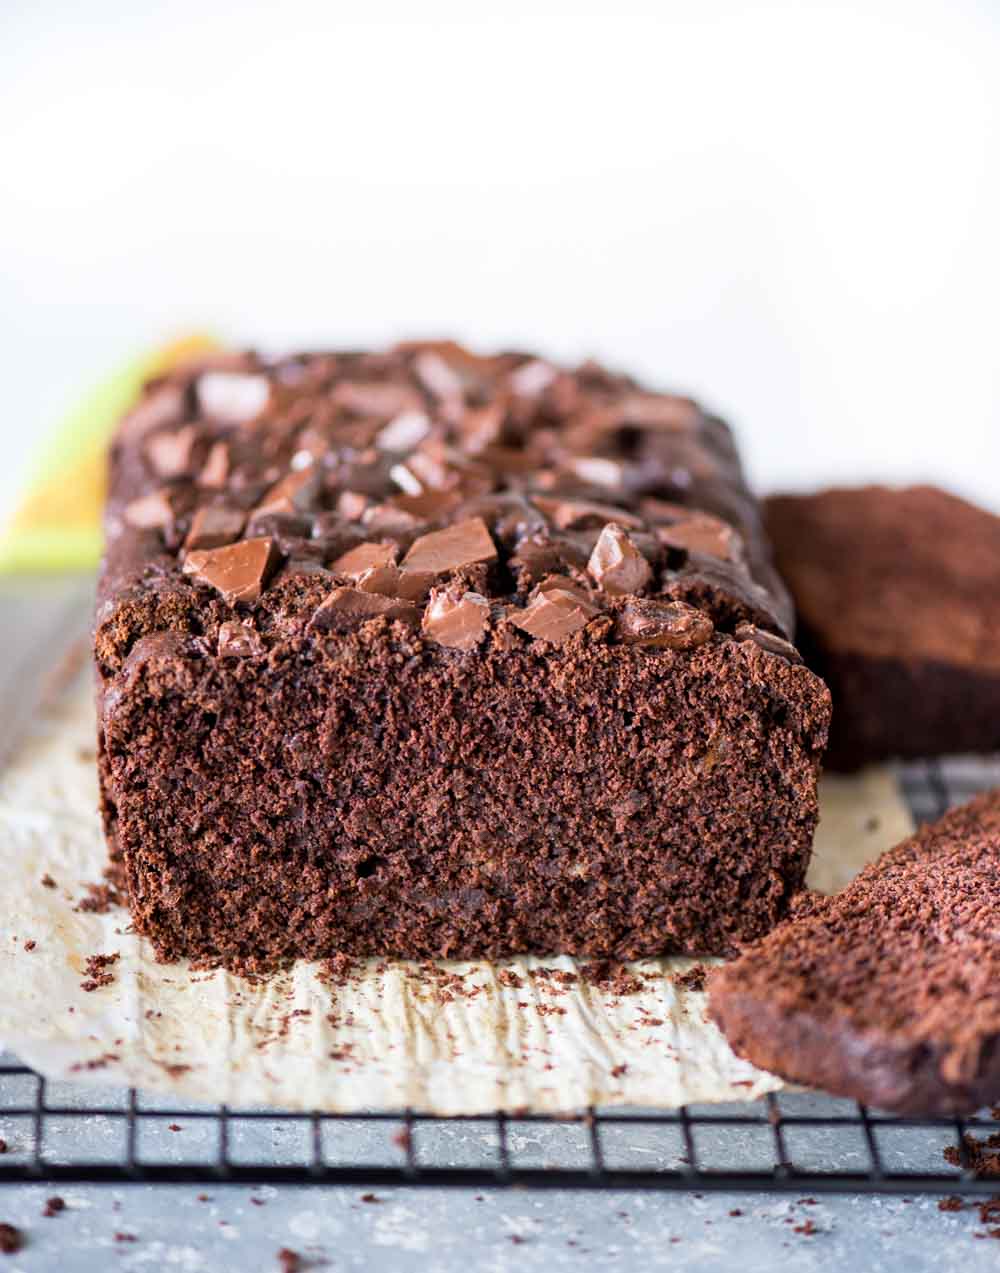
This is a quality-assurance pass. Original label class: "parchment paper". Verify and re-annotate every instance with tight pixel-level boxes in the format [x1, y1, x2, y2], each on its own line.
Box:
[0, 677, 912, 1114]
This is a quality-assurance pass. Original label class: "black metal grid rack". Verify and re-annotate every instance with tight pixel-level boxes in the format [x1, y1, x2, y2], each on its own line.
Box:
[0, 757, 997, 1194]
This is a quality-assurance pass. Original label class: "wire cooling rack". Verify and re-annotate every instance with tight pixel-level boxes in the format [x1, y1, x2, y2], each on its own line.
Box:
[0, 756, 997, 1193]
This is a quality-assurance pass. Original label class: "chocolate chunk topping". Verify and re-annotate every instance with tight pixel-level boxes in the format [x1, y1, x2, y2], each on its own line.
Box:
[509, 587, 598, 645]
[332, 541, 398, 577]
[391, 490, 463, 520]
[620, 392, 700, 431]
[254, 466, 318, 519]
[533, 496, 644, 532]
[333, 380, 422, 418]
[217, 621, 264, 657]
[413, 349, 465, 402]
[123, 489, 175, 530]
[335, 490, 369, 521]
[735, 622, 801, 664]
[183, 506, 246, 552]
[308, 587, 419, 632]
[657, 513, 743, 562]
[401, 517, 497, 575]
[587, 524, 653, 596]
[617, 599, 714, 650]
[119, 381, 186, 442]
[146, 424, 198, 478]
[376, 410, 431, 451]
[197, 371, 270, 422]
[510, 534, 591, 586]
[198, 440, 231, 489]
[356, 564, 435, 602]
[182, 537, 278, 605]
[422, 588, 490, 651]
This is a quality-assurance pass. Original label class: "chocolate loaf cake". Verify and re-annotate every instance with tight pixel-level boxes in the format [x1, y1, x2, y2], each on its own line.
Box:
[708, 790, 1000, 1115]
[765, 486, 1000, 770]
[95, 343, 830, 970]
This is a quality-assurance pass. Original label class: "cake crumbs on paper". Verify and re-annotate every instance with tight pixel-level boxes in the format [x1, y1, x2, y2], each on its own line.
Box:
[40, 873, 57, 889]
[22, 940, 35, 952]
[673, 964, 708, 992]
[578, 961, 645, 996]
[80, 952, 119, 992]
[68, 1052, 119, 1073]
[277, 1249, 301, 1272]
[76, 881, 124, 914]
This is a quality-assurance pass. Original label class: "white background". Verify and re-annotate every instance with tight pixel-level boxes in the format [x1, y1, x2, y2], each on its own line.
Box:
[2, 0, 998, 522]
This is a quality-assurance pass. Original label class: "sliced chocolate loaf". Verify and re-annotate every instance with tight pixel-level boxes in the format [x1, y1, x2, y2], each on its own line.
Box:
[765, 485, 1000, 770]
[708, 790, 1000, 1115]
[95, 343, 830, 970]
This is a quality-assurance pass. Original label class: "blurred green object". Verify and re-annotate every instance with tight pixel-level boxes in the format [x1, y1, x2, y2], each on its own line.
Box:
[0, 335, 217, 573]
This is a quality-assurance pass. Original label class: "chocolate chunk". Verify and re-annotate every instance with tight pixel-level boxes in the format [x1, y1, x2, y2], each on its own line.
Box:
[335, 490, 369, 520]
[276, 558, 334, 582]
[197, 371, 270, 422]
[376, 410, 431, 451]
[533, 496, 644, 532]
[356, 564, 435, 602]
[509, 359, 559, 397]
[510, 533, 591, 585]
[198, 441, 231, 489]
[535, 575, 598, 608]
[124, 489, 175, 529]
[565, 456, 633, 489]
[413, 349, 465, 402]
[422, 588, 490, 651]
[361, 503, 424, 535]
[119, 381, 186, 443]
[639, 496, 691, 524]
[183, 506, 246, 552]
[217, 621, 264, 657]
[308, 587, 418, 633]
[254, 466, 319, 518]
[617, 599, 714, 650]
[332, 541, 398, 576]
[735, 622, 801, 664]
[391, 490, 463, 520]
[587, 524, 653, 596]
[146, 424, 198, 478]
[657, 514, 743, 562]
[621, 393, 700, 431]
[457, 493, 547, 544]
[458, 404, 505, 453]
[401, 517, 497, 575]
[182, 537, 278, 605]
[509, 587, 598, 645]
[333, 381, 423, 418]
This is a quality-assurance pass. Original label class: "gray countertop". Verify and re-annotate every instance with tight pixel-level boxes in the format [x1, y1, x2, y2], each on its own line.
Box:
[0, 1174, 993, 1272]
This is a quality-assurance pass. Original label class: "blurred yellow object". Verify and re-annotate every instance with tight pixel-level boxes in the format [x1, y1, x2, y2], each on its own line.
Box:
[0, 335, 218, 573]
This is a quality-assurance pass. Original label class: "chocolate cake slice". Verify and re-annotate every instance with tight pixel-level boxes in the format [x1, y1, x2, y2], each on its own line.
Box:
[94, 342, 830, 970]
[765, 485, 1000, 770]
[708, 790, 1000, 1115]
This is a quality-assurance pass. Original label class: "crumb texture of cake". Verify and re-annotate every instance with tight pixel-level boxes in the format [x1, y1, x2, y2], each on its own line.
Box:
[95, 342, 830, 969]
[708, 790, 1000, 1115]
[765, 485, 1000, 770]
